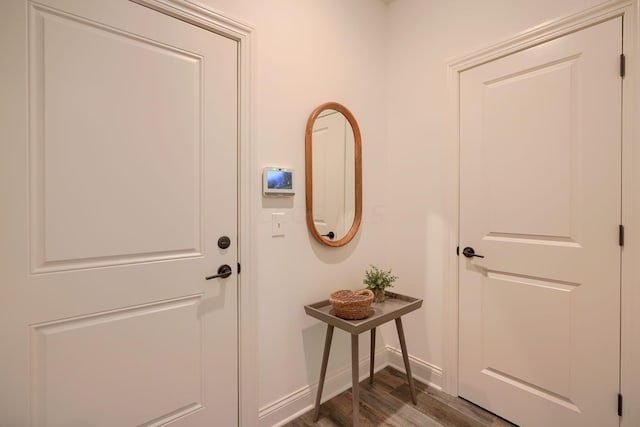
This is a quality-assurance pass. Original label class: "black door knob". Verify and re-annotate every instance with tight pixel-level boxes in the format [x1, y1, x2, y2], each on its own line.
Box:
[462, 247, 485, 258]
[205, 264, 233, 280]
[321, 231, 335, 240]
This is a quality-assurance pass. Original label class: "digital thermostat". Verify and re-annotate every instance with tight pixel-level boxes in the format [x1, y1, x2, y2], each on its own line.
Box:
[263, 167, 295, 196]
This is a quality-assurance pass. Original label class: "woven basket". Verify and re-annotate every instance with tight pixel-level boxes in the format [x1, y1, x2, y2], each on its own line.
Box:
[329, 289, 374, 320]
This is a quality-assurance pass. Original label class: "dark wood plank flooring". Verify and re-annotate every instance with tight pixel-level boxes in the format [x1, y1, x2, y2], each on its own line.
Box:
[285, 367, 517, 427]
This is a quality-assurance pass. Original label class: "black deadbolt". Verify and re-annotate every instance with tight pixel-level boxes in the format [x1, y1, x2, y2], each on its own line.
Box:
[218, 236, 231, 249]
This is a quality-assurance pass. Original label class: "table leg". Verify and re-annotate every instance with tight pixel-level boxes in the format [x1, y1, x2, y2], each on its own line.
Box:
[313, 324, 334, 421]
[351, 333, 360, 427]
[369, 328, 376, 385]
[395, 317, 417, 405]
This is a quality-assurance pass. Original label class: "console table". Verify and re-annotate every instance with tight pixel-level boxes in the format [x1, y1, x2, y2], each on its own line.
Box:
[304, 292, 423, 426]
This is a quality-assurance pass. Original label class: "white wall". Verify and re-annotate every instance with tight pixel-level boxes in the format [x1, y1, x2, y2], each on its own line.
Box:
[195, 0, 391, 423]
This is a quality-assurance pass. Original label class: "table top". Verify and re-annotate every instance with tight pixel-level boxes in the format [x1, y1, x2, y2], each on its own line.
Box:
[304, 292, 423, 335]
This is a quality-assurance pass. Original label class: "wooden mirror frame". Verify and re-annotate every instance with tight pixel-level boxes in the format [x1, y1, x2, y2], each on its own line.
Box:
[305, 102, 362, 247]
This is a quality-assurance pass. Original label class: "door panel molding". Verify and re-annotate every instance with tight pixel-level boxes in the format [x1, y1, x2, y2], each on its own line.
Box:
[444, 2, 635, 422]
[31, 295, 204, 425]
[29, 2, 206, 273]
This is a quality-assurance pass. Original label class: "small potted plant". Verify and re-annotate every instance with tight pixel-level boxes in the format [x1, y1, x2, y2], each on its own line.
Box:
[363, 265, 398, 303]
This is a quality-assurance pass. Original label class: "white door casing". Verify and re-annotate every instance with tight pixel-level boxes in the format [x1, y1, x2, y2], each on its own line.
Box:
[459, 16, 622, 427]
[0, 0, 239, 425]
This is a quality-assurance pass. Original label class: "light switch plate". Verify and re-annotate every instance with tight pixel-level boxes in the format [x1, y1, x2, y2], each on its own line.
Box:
[272, 213, 286, 237]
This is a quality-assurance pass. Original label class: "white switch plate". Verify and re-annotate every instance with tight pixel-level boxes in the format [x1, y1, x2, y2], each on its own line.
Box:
[272, 213, 286, 237]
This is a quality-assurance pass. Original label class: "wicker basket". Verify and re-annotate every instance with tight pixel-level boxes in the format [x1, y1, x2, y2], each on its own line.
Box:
[329, 289, 374, 320]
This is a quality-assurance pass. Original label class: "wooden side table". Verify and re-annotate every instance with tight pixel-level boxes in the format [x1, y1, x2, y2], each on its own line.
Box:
[304, 292, 423, 427]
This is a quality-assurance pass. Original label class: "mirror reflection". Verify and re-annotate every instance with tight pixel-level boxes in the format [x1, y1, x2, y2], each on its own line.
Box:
[305, 102, 362, 247]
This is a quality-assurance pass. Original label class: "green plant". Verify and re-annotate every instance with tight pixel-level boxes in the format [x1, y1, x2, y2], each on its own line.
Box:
[363, 265, 398, 291]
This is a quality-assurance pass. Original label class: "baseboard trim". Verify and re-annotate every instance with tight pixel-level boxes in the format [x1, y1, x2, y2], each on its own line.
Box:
[385, 345, 443, 390]
[258, 348, 389, 427]
[258, 346, 444, 426]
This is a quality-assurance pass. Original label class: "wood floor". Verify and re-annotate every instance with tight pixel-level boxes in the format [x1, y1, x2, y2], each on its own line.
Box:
[284, 367, 516, 427]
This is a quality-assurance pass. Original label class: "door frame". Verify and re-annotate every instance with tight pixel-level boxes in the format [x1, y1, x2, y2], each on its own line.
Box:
[129, 1, 257, 425]
[444, 1, 638, 425]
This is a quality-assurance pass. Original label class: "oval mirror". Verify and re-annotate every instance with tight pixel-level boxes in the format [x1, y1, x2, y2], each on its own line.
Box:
[305, 102, 362, 247]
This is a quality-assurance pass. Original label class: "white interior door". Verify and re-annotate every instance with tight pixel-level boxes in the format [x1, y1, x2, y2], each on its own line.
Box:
[459, 17, 622, 427]
[0, 1, 238, 425]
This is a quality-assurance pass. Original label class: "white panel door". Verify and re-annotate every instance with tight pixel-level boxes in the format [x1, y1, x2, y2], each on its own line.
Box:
[0, 1, 238, 425]
[459, 18, 622, 427]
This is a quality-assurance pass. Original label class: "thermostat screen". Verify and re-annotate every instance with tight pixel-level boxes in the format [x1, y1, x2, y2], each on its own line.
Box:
[266, 170, 293, 190]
